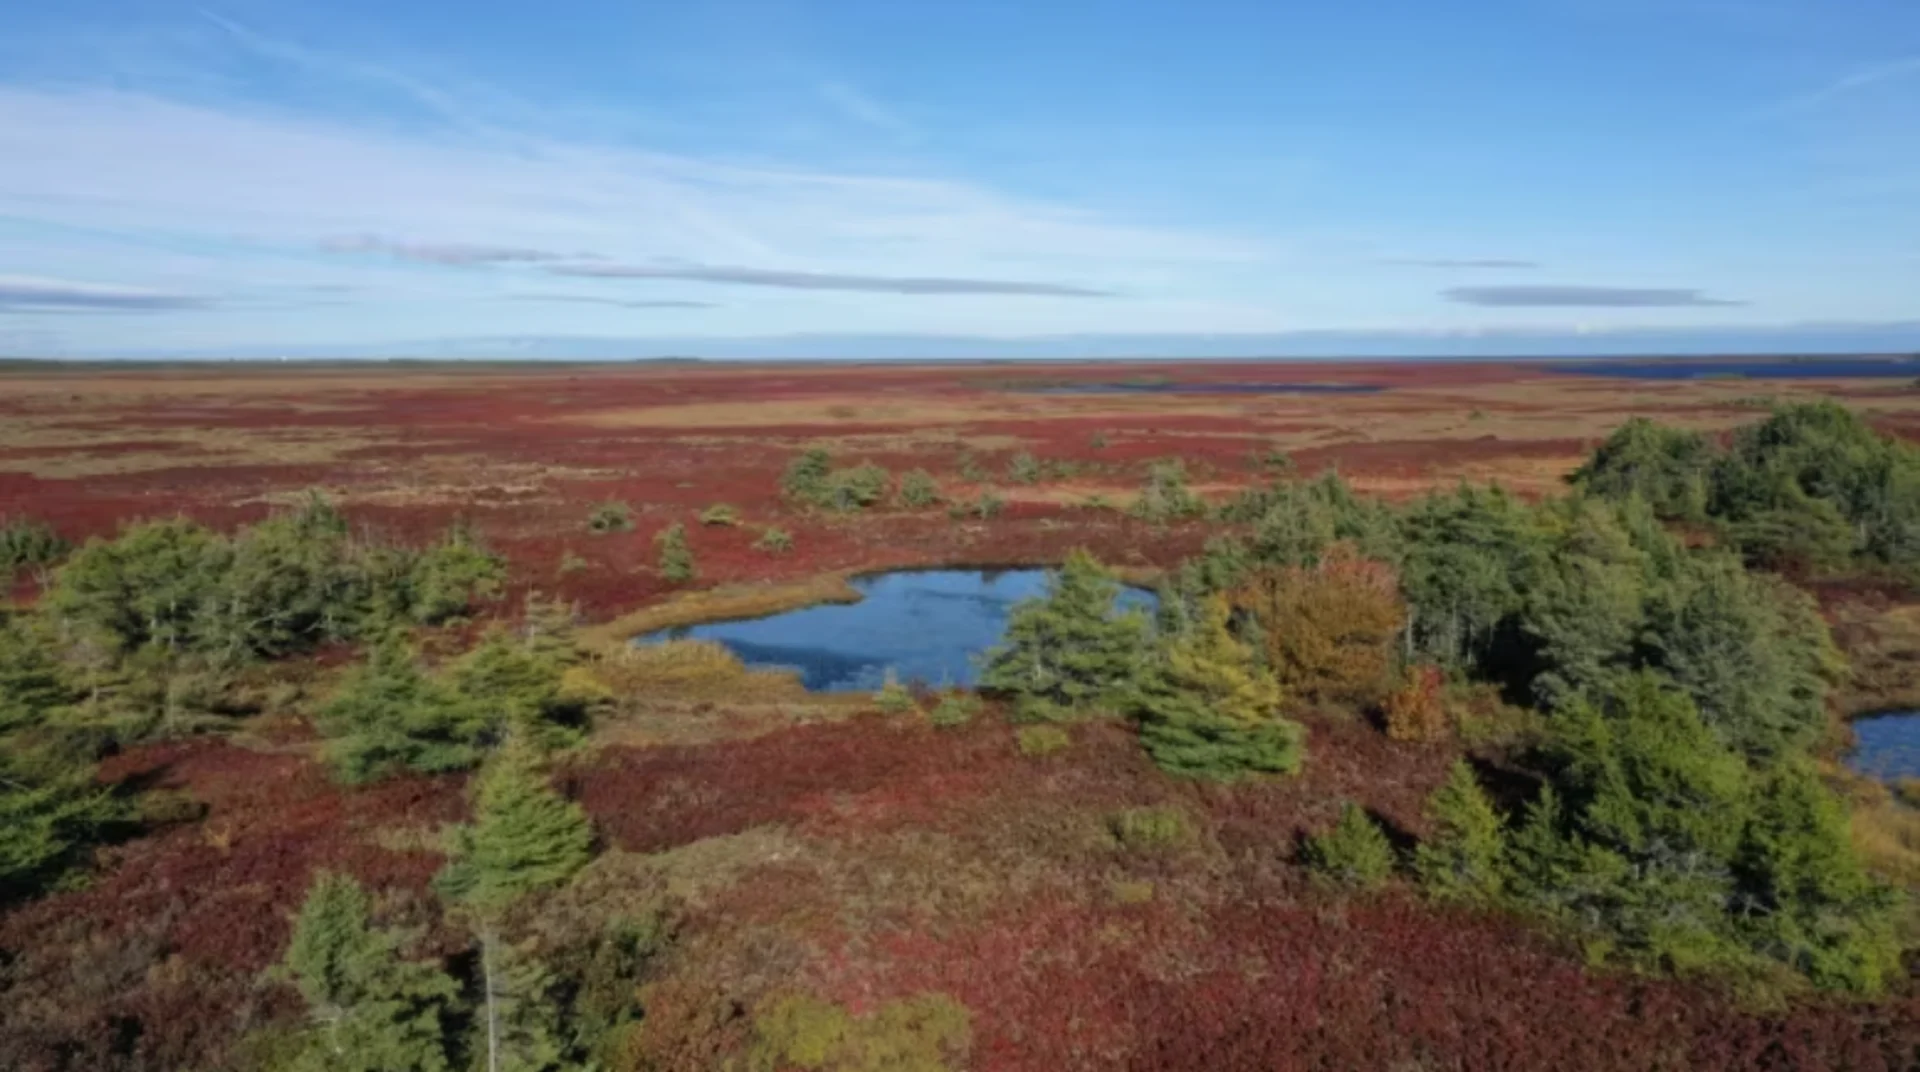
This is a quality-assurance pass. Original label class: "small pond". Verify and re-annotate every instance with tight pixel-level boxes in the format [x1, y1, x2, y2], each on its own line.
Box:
[1848, 712, 1920, 781]
[638, 568, 1157, 692]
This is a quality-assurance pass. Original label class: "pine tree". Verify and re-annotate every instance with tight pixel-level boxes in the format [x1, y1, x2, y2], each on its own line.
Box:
[979, 549, 1151, 720]
[1413, 760, 1507, 903]
[282, 871, 458, 1072]
[438, 742, 594, 1072]
[1134, 595, 1303, 779]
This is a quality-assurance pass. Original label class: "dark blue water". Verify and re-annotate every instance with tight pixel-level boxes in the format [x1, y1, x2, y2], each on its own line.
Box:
[1849, 713, 1920, 781]
[639, 568, 1156, 692]
[1024, 382, 1385, 395]
[1555, 358, 1920, 381]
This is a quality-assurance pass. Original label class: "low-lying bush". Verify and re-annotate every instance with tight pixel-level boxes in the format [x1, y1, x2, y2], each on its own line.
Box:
[587, 501, 635, 534]
[1016, 725, 1071, 757]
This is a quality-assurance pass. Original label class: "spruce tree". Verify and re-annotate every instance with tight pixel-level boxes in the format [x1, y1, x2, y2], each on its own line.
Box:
[282, 871, 458, 1072]
[1133, 595, 1303, 779]
[1413, 760, 1507, 903]
[438, 742, 594, 1072]
[979, 549, 1151, 719]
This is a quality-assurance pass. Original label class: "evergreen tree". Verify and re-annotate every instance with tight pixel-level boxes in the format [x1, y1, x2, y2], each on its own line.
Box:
[45, 518, 229, 655]
[319, 634, 485, 783]
[438, 742, 594, 1072]
[1519, 497, 1650, 708]
[281, 871, 458, 1072]
[1735, 761, 1901, 993]
[0, 752, 117, 906]
[1306, 802, 1395, 890]
[1641, 554, 1838, 757]
[1568, 417, 1712, 521]
[979, 549, 1151, 719]
[1133, 596, 1303, 779]
[655, 523, 696, 584]
[407, 521, 506, 625]
[1413, 760, 1507, 903]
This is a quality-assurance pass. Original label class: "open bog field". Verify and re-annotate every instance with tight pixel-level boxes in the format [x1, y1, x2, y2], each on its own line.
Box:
[7, 358, 1920, 1072]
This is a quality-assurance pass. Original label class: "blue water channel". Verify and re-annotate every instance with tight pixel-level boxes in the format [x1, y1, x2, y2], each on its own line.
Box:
[638, 568, 1157, 692]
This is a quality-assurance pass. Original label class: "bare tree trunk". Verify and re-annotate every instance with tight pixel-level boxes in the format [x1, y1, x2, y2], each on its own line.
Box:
[482, 928, 500, 1072]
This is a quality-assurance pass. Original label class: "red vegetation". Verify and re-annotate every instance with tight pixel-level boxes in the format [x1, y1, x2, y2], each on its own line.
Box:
[0, 740, 466, 1072]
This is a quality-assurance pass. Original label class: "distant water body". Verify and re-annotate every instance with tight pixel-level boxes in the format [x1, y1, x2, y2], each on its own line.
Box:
[1553, 357, 1920, 381]
[1021, 382, 1385, 395]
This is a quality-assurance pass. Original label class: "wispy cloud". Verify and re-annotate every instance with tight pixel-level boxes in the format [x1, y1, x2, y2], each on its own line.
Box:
[323, 235, 590, 265]
[0, 88, 1250, 283]
[1786, 55, 1920, 113]
[0, 275, 208, 312]
[550, 262, 1114, 297]
[1383, 257, 1539, 269]
[1443, 285, 1744, 308]
[511, 293, 716, 309]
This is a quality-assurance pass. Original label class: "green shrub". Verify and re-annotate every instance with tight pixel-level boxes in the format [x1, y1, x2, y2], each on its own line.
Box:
[1306, 802, 1395, 890]
[754, 526, 795, 554]
[781, 447, 834, 503]
[557, 550, 588, 576]
[928, 692, 980, 728]
[897, 469, 942, 509]
[783, 449, 891, 513]
[1007, 452, 1042, 485]
[1016, 725, 1071, 757]
[1130, 460, 1206, 522]
[1109, 805, 1191, 851]
[587, 501, 634, 534]
[873, 671, 917, 714]
[656, 523, 696, 583]
[699, 504, 740, 527]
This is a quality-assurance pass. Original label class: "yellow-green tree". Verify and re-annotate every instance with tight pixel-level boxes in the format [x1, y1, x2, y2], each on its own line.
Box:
[1133, 595, 1303, 779]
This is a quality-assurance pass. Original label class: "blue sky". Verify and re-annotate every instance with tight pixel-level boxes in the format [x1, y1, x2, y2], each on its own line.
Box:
[1, 0, 1916, 358]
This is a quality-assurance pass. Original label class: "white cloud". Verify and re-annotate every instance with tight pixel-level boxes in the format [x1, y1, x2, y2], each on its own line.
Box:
[0, 87, 1258, 288]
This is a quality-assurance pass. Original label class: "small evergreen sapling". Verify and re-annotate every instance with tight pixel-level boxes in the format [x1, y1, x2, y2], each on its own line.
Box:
[655, 523, 696, 584]
[1413, 760, 1507, 903]
[1306, 802, 1395, 890]
[438, 742, 594, 1072]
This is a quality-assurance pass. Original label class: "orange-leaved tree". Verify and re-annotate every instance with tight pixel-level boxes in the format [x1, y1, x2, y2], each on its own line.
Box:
[1231, 543, 1406, 704]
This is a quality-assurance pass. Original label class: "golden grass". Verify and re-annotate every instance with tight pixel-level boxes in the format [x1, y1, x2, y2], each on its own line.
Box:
[579, 572, 864, 653]
[593, 639, 807, 702]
